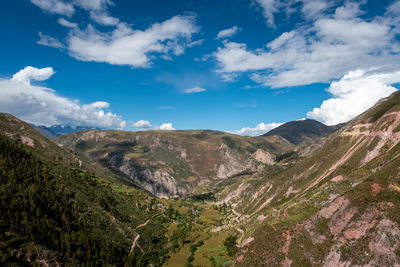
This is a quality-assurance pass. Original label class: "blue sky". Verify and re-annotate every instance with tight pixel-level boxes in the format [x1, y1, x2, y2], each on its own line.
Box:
[1, 0, 400, 135]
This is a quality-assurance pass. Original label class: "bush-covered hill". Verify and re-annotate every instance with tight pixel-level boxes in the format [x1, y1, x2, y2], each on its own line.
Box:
[0, 134, 171, 266]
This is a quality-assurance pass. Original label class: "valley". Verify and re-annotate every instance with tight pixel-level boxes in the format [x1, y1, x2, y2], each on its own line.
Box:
[1, 91, 400, 266]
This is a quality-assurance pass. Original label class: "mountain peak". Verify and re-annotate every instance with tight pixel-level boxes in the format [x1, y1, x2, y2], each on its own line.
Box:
[263, 118, 341, 145]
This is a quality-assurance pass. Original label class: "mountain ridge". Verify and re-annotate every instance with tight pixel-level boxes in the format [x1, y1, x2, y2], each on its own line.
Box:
[55, 129, 294, 198]
[263, 118, 343, 145]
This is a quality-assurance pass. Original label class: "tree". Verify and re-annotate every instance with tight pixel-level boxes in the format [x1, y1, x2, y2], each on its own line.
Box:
[224, 235, 237, 256]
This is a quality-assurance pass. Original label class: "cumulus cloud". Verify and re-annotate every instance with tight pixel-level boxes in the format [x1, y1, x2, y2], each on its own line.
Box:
[30, 0, 75, 16]
[158, 123, 175, 130]
[131, 120, 176, 131]
[132, 120, 152, 129]
[307, 70, 399, 125]
[184, 86, 206, 94]
[65, 15, 198, 67]
[31, 0, 200, 68]
[217, 26, 239, 39]
[12, 66, 55, 84]
[233, 122, 283, 136]
[215, 3, 400, 87]
[37, 32, 65, 49]
[0, 66, 126, 129]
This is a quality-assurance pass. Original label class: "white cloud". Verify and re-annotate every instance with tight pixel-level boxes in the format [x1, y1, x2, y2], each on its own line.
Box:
[220, 73, 238, 82]
[31, 0, 116, 22]
[334, 1, 365, 19]
[388, 0, 400, 15]
[66, 15, 198, 67]
[73, 0, 111, 11]
[12, 66, 55, 84]
[159, 123, 175, 130]
[255, 0, 280, 27]
[30, 0, 75, 16]
[89, 12, 119, 26]
[0, 66, 126, 129]
[266, 31, 296, 50]
[255, 0, 333, 27]
[132, 120, 152, 129]
[37, 32, 65, 49]
[233, 122, 283, 136]
[130, 120, 176, 131]
[72, 0, 119, 26]
[217, 26, 239, 39]
[184, 86, 206, 94]
[32, 1, 200, 67]
[307, 69, 399, 125]
[58, 18, 78, 28]
[215, 9, 400, 87]
[300, 0, 332, 20]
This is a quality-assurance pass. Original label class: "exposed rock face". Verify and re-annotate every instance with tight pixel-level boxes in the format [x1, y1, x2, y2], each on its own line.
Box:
[55, 130, 291, 198]
[252, 149, 275, 164]
[216, 143, 251, 179]
[102, 152, 186, 198]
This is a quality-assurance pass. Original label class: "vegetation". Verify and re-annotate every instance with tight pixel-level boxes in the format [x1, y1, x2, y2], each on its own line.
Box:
[3, 91, 400, 266]
[263, 119, 338, 145]
[224, 235, 237, 257]
[0, 134, 169, 266]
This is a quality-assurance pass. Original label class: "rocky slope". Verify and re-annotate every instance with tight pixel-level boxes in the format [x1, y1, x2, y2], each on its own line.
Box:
[55, 130, 293, 198]
[215, 91, 400, 266]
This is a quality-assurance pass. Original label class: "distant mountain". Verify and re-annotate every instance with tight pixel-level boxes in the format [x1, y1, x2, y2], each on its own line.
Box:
[31, 124, 99, 138]
[263, 119, 343, 145]
[55, 130, 293, 198]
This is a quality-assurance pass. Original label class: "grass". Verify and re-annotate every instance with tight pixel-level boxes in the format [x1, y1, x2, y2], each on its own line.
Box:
[161, 199, 233, 267]
[164, 244, 191, 267]
[192, 232, 229, 266]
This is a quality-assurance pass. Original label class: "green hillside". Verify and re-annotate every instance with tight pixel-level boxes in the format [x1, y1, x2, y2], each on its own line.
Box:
[0, 132, 186, 266]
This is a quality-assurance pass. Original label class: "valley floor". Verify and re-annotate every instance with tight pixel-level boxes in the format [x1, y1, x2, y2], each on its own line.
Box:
[159, 199, 234, 267]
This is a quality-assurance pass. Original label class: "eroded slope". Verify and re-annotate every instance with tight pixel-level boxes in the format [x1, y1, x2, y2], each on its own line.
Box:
[217, 91, 400, 266]
[55, 130, 293, 198]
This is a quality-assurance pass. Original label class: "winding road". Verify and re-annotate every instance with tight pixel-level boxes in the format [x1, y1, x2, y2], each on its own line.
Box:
[129, 213, 159, 255]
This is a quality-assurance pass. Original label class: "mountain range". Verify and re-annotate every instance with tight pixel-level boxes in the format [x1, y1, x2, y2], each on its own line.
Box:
[1, 91, 400, 266]
[31, 124, 100, 138]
